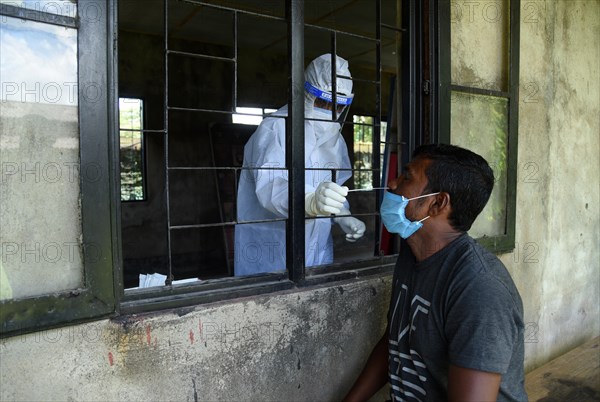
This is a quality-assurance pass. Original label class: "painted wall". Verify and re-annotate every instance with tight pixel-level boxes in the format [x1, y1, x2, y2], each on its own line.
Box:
[0, 0, 599, 400]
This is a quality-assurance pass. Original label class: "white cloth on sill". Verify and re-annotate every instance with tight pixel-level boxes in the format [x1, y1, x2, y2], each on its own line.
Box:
[136, 273, 199, 288]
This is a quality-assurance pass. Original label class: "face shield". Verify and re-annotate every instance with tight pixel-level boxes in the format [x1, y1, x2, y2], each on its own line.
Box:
[304, 80, 354, 123]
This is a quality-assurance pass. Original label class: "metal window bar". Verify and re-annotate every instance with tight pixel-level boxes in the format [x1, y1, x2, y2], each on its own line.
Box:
[374, 0, 383, 256]
[287, 0, 305, 282]
[163, 0, 173, 285]
[181, 0, 286, 21]
[157, 0, 392, 287]
[161, 0, 297, 285]
[330, 31, 338, 121]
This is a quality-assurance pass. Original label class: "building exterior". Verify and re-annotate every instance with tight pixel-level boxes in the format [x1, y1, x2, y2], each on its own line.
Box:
[1, 1, 598, 400]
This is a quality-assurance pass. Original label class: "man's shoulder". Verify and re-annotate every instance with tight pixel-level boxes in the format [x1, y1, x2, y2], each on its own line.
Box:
[446, 235, 523, 308]
[448, 235, 506, 273]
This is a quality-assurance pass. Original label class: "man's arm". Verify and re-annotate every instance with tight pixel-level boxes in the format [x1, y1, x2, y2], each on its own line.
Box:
[447, 364, 501, 402]
[343, 334, 388, 402]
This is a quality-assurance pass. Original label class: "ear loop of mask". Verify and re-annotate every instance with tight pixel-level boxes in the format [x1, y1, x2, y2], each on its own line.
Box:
[406, 192, 440, 224]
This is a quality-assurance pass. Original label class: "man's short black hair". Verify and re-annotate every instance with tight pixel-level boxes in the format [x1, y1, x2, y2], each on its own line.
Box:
[413, 144, 495, 232]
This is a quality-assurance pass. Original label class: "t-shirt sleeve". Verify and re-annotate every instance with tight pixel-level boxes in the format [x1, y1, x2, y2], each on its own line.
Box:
[444, 257, 522, 374]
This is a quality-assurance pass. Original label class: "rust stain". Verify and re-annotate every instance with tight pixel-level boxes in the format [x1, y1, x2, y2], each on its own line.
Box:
[108, 351, 114, 366]
[189, 330, 195, 344]
[146, 325, 152, 346]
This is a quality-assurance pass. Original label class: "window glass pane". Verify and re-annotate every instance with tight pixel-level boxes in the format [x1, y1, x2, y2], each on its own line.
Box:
[237, 13, 288, 108]
[119, 98, 145, 201]
[381, 0, 401, 77]
[0, 0, 77, 18]
[353, 115, 374, 189]
[352, 115, 387, 190]
[0, 17, 82, 300]
[450, 92, 508, 237]
[0, 16, 77, 105]
[232, 11, 289, 279]
[451, 0, 509, 91]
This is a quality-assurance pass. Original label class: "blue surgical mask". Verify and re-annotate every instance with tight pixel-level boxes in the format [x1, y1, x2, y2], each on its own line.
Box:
[380, 191, 440, 239]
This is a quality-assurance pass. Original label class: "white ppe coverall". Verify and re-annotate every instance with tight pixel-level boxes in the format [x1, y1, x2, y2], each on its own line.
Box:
[234, 106, 352, 276]
[234, 53, 358, 276]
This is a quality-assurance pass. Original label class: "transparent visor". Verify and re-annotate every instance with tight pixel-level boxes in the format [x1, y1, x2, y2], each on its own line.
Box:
[304, 81, 353, 116]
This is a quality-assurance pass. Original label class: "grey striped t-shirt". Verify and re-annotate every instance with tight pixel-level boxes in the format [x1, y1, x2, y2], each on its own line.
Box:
[387, 234, 527, 401]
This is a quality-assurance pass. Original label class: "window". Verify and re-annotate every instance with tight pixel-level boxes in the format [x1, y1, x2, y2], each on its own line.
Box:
[1, 0, 115, 336]
[231, 107, 278, 125]
[119, 97, 146, 201]
[437, 0, 520, 251]
[3, 0, 414, 333]
[1, 10, 81, 299]
[116, 0, 403, 310]
[353, 115, 387, 190]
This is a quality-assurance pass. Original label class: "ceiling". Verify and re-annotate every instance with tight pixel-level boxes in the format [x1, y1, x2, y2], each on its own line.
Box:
[118, 0, 401, 73]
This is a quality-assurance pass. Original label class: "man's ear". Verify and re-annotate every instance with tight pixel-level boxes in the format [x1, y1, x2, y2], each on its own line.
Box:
[428, 192, 451, 217]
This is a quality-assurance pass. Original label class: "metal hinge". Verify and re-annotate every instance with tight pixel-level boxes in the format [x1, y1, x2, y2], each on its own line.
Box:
[423, 80, 431, 95]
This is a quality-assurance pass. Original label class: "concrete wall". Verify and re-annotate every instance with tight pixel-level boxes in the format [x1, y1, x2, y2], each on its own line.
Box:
[500, 0, 600, 371]
[450, 0, 599, 372]
[0, 0, 599, 400]
[0, 275, 391, 402]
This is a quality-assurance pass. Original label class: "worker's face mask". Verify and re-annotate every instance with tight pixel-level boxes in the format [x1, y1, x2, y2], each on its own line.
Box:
[312, 104, 348, 127]
[311, 107, 341, 139]
[380, 191, 439, 239]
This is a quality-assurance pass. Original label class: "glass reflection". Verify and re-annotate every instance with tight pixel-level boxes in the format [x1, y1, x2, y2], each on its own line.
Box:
[451, 91, 508, 238]
[450, 0, 509, 91]
[0, 16, 77, 105]
[0, 16, 82, 299]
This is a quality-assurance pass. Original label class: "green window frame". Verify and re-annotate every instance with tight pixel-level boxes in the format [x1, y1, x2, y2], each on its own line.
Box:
[437, 0, 520, 252]
[0, 0, 116, 337]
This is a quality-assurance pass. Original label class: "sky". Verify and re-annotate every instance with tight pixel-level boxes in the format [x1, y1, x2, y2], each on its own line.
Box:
[0, 5, 78, 106]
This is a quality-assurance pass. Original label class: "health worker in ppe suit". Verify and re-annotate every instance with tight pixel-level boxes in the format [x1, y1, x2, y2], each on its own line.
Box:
[234, 54, 366, 276]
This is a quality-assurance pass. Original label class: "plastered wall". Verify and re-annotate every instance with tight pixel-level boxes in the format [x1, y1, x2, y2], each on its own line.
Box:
[499, 0, 600, 371]
[0, 276, 391, 401]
